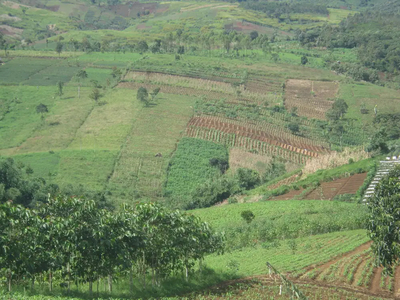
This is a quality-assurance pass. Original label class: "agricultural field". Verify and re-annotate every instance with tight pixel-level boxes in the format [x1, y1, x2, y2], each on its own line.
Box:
[2, 0, 400, 298]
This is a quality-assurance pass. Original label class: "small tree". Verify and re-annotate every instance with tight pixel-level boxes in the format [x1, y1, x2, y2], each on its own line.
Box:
[36, 103, 48, 121]
[287, 122, 300, 135]
[250, 31, 259, 41]
[137, 87, 149, 106]
[89, 88, 101, 103]
[55, 42, 63, 57]
[150, 87, 160, 101]
[241, 210, 255, 224]
[56, 81, 64, 96]
[111, 66, 122, 79]
[367, 166, 400, 274]
[75, 70, 88, 98]
[301, 55, 308, 65]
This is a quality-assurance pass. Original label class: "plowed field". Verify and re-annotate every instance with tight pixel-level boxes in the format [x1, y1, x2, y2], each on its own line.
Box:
[285, 79, 338, 120]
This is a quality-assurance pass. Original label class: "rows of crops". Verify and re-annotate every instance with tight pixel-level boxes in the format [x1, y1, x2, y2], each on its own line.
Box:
[185, 126, 310, 164]
[297, 244, 397, 297]
[187, 115, 327, 154]
[284, 79, 338, 120]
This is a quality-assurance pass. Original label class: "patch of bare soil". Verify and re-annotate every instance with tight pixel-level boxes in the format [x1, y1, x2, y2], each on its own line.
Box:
[284, 79, 338, 120]
[0, 25, 23, 36]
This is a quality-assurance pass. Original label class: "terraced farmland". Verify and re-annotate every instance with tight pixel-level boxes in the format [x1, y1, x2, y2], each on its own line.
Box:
[185, 115, 328, 161]
[285, 79, 338, 120]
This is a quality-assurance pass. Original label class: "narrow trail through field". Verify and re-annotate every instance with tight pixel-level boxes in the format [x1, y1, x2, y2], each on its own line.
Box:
[370, 267, 383, 294]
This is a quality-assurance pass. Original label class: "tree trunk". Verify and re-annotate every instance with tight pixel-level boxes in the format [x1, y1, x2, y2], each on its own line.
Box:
[97, 277, 99, 294]
[67, 263, 71, 293]
[130, 267, 133, 294]
[199, 258, 203, 273]
[49, 269, 52, 292]
[31, 277, 35, 290]
[8, 271, 12, 292]
[108, 275, 112, 293]
[89, 281, 93, 296]
[185, 265, 189, 282]
[78, 85, 80, 99]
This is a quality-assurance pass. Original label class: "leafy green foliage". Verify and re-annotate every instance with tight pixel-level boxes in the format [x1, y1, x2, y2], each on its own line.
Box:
[137, 86, 149, 106]
[240, 210, 255, 224]
[164, 138, 228, 204]
[367, 165, 400, 274]
[0, 199, 224, 292]
[235, 168, 261, 190]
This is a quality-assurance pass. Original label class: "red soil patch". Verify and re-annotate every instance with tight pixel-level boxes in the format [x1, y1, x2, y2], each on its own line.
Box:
[187, 116, 326, 157]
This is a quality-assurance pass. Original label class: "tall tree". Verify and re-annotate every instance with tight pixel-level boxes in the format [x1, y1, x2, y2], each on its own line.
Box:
[75, 70, 88, 98]
[55, 42, 63, 57]
[367, 166, 400, 274]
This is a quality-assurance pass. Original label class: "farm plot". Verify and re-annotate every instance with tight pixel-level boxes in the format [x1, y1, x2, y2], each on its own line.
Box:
[123, 71, 271, 103]
[186, 115, 328, 155]
[284, 79, 338, 120]
[22, 60, 82, 86]
[107, 92, 195, 205]
[0, 57, 56, 85]
[296, 242, 396, 298]
[118, 81, 240, 102]
[304, 172, 366, 200]
[186, 125, 310, 164]
[4, 87, 94, 154]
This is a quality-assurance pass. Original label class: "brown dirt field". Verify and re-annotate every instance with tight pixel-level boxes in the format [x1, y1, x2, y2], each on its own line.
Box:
[370, 267, 384, 294]
[0, 25, 23, 36]
[229, 148, 273, 174]
[187, 115, 326, 156]
[285, 79, 338, 120]
[304, 173, 367, 200]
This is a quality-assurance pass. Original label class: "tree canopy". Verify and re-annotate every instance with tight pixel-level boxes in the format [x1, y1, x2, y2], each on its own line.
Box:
[367, 165, 400, 274]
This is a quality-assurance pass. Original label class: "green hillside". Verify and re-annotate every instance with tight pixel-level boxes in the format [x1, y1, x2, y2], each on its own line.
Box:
[1, 0, 400, 298]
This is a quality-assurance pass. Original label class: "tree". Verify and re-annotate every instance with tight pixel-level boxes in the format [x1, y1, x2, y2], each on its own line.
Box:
[287, 122, 300, 135]
[89, 88, 101, 103]
[111, 66, 122, 79]
[0, 33, 7, 56]
[301, 55, 308, 65]
[136, 40, 148, 53]
[367, 166, 400, 274]
[55, 42, 63, 57]
[56, 81, 64, 96]
[75, 70, 88, 98]
[36, 103, 48, 121]
[137, 87, 149, 106]
[235, 168, 260, 190]
[326, 98, 348, 121]
[250, 31, 259, 41]
[150, 87, 160, 101]
[241, 210, 255, 224]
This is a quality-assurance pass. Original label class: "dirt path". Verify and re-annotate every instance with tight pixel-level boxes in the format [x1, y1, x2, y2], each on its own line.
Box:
[370, 267, 383, 294]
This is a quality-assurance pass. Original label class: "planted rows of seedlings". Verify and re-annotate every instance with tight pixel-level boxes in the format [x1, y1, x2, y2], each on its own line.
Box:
[299, 247, 396, 295]
[185, 126, 310, 164]
[188, 116, 327, 155]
